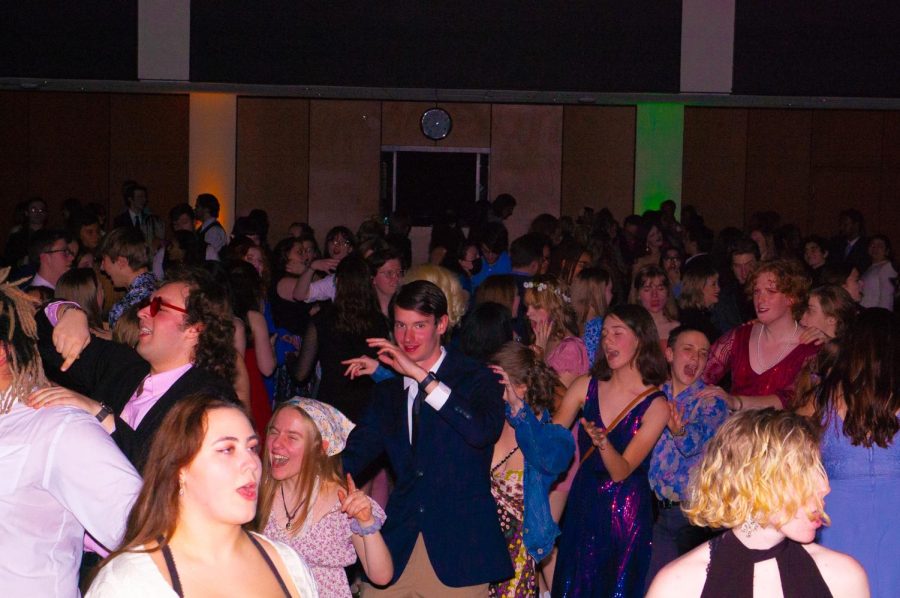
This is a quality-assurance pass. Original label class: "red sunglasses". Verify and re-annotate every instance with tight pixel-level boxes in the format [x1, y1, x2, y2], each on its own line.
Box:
[147, 296, 188, 317]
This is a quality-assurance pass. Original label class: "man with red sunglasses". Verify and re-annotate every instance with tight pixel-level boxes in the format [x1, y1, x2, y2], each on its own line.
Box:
[32, 267, 238, 472]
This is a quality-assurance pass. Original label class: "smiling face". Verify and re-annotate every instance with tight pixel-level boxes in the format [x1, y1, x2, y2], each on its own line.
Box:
[638, 276, 668, 315]
[136, 282, 199, 372]
[180, 407, 261, 526]
[702, 274, 721, 308]
[601, 314, 640, 371]
[646, 225, 663, 249]
[266, 407, 317, 482]
[40, 239, 74, 284]
[666, 330, 710, 389]
[752, 272, 794, 324]
[662, 249, 681, 275]
[868, 237, 888, 263]
[392, 306, 448, 367]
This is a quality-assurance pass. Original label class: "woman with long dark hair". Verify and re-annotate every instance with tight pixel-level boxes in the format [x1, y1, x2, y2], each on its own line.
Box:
[552, 304, 669, 596]
[293, 254, 388, 422]
[86, 393, 317, 596]
[813, 308, 900, 598]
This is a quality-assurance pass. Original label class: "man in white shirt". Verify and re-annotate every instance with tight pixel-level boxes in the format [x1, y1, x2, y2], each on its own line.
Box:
[0, 270, 141, 597]
[28, 229, 74, 291]
[195, 193, 228, 260]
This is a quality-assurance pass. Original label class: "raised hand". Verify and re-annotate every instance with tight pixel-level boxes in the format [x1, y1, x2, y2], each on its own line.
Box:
[667, 401, 687, 435]
[532, 318, 553, 352]
[798, 325, 830, 346]
[337, 473, 375, 526]
[366, 338, 424, 380]
[311, 258, 341, 274]
[489, 364, 525, 414]
[53, 307, 91, 372]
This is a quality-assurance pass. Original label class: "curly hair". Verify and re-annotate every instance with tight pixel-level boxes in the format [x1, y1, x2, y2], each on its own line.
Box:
[164, 267, 237, 384]
[402, 264, 469, 329]
[490, 341, 559, 416]
[523, 274, 579, 340]
[0, 269, 49, 411]
[683, 409, 829, 530]
[745, 258, 811, 320]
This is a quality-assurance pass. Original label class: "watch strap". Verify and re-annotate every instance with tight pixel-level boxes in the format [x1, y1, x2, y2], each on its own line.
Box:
[95, 403, 112, 423]
[418, 372, 438, 394]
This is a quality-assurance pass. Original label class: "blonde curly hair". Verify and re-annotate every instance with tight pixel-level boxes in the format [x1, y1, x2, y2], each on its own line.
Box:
[402, 264, 469, 328]
[683, 409, 829, 530]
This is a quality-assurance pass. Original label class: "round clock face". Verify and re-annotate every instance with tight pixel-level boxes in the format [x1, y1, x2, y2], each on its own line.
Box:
[421, 108, 452, 140]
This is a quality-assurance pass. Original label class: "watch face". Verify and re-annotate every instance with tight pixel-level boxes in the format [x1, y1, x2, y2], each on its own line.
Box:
[421, 108, 452, 140]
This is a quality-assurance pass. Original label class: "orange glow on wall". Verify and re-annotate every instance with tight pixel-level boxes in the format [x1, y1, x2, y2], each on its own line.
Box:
[189, 93, 237, 232]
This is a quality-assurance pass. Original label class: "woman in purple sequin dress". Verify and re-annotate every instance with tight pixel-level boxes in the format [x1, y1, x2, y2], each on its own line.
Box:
[552, 305, 669, 597]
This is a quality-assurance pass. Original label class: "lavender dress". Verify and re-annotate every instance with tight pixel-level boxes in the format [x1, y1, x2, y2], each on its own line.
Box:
[552, 378, 663, 597]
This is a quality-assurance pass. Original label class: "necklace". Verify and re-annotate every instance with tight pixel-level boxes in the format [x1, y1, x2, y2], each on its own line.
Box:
[0, 386, 15, 415]
[756, 321, 798, 371]
[280, 485, 308, 530]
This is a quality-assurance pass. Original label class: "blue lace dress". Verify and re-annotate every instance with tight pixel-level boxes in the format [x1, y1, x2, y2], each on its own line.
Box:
[552, 379, 663, 597]
[817, 408, 900, 598]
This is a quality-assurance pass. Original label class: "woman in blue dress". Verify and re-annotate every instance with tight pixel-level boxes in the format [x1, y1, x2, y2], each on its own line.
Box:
[811, 307, 900, 598]
[552, 304, 670, 597]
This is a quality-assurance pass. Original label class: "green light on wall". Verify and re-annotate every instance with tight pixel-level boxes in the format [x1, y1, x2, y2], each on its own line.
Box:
[634, 103, 684, 215]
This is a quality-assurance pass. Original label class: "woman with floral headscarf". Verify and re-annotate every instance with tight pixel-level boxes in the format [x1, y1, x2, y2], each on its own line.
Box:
[256, 398, 392, 596]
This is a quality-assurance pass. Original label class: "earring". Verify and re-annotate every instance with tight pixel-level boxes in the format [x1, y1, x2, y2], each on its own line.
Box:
[178, 476, 186, 497]
[740, 515, 760, 538]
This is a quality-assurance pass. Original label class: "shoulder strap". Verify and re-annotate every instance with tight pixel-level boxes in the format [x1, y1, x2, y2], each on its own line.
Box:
[247, 531, 293, 598]
[160, 542, 184, 598]
[579, 386, 660, 467]
[198, 220, 223, 237]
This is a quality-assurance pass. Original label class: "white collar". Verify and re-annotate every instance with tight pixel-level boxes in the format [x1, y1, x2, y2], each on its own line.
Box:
[404, 347, 448, 390]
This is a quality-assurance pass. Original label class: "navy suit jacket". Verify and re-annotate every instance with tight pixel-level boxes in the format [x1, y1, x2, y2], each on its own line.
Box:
[343, 347, 513, 587]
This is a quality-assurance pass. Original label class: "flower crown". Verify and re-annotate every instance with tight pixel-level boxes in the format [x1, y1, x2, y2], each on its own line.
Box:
[523, 280, 571, 303]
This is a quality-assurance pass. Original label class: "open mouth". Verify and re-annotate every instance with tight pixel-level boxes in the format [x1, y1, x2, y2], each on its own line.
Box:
[270, 453, 289, 468]
[403, 345, 419, 354]
[237, 482, 257, 501]
[684, 364, 698, 378]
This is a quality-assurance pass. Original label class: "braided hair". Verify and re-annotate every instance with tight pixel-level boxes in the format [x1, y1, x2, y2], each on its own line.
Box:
[0, 267, 49, 412]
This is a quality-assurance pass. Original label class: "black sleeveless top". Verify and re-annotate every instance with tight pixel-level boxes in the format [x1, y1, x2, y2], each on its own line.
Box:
[160, 531, 292, 597]
[700, 530, 832, 598]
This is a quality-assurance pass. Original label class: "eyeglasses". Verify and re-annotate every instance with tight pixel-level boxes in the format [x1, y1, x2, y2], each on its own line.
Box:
[147, 296, 188, 317]
[43, 248, 74, 257]
[329, 239, 351, 247]
[378, 269, 404, 279]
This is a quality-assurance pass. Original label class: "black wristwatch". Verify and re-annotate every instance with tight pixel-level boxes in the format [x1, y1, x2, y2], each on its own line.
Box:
[95, 403, 112, 423]
[418, 372, 439, 394]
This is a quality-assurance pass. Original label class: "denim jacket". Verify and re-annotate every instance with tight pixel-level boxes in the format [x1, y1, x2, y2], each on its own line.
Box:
[507, 404, 575, 561]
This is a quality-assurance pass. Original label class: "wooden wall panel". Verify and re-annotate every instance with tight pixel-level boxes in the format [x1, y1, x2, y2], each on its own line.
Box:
[437, 103, 491, 148]
[744, 109, 812, 230]
[811, 110, 883, 168]
[0, 92, 30, 242]
[109, 94, 190, 229]
[561, 105, 636, 222]
[489, 104, 563, 240]
[682, 107, 748, 232]
[308, 100, 381, 245]
[381, 101, 434, 147]
[28, 92, 111, 228]
[236, 97, 309, 243]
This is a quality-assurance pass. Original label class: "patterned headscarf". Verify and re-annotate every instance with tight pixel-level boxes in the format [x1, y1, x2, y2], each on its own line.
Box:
[285, 397, 355, 456]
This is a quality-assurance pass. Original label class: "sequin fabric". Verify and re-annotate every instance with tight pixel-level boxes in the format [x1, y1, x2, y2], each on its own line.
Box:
[489, 468, 536, 598]
[552, 378, 660, 597]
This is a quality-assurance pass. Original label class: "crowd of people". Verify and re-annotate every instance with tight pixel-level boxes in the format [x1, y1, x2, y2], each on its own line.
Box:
[0, 184, 896, 598]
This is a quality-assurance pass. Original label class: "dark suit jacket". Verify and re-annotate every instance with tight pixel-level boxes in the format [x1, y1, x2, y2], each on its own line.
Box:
[342, 347, 513, 587]
[112, 210, 140, 231]
[832, 235, 871, 275]
[37, 312, 231, 472]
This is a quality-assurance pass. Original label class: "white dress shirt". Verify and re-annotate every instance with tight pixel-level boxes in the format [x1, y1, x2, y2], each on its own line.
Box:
[402, 347, 452, 443]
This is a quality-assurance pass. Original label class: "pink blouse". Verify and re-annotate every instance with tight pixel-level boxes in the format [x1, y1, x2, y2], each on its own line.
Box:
[702, 322, 819, 408]
[546, 336, 590, 378]
[265, 497, 386, 598]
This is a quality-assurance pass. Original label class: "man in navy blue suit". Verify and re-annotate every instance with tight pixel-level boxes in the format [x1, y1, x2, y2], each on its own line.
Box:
[343, 280, 513, 596]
